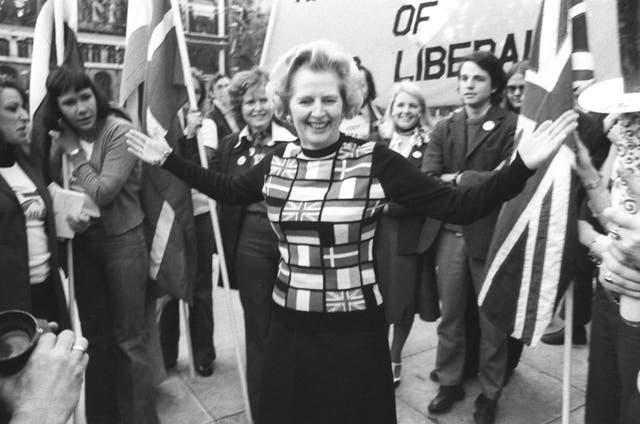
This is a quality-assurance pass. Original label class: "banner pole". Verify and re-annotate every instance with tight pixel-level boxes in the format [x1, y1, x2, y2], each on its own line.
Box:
[562, 281, 574, 424]
[259, 0, 279, 67]
[53, 3, 86, 424]
[169, 1, 253, 422]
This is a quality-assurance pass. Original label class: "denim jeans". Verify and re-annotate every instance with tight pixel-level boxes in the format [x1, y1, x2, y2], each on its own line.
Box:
[586, 286, 640, 424]
[73, 223, 159, 424]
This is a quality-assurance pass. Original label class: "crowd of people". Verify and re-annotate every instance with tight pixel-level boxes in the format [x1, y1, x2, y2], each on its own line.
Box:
[1, 37, 639, 424]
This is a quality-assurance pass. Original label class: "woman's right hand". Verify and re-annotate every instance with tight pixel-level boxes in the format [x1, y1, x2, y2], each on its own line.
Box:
[67, 210, 90, 234]
[126, 129, 172, 166]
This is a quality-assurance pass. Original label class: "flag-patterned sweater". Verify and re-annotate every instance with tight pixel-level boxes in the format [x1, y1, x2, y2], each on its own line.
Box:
[164, 133, 533, 315]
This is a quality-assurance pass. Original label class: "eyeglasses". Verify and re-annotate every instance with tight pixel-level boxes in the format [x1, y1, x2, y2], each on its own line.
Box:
[507, 85, 525, 93]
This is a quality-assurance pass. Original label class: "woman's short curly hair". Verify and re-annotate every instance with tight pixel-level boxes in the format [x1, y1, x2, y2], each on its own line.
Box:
[269, 40, 362, 121]
[227, 68, 270, 128]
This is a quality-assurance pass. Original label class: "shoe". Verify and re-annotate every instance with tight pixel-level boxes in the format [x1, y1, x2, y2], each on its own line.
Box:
[541, 326, 587, 345]
[473, 394, 497, 424]
[429, 369, 438, 382]
[392, 362, 402, 388]
[196, 362, 214, 377]
[427, 385, 465, 413]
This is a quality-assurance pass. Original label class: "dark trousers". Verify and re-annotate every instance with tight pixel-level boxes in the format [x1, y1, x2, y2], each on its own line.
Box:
[30, 276, 60, 323]
[235, 212, 279, 419]
[74, 224, 159, 424]
[463, 292, 524, 378]
[586, 287, 640, 424]
[160, 213, 216, 366]
[433, 229, 507, 400]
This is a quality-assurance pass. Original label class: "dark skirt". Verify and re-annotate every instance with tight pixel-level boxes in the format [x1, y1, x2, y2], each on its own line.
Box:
[258, 304, 397, 424]
[376, 214, 440, 324]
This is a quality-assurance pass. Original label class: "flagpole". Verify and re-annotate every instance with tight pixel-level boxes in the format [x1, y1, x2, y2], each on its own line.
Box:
[259, 0, 279, 67]
[169, 1, 253, 422]
[562, 281, 574, 424]
[53, 3, 86, 424]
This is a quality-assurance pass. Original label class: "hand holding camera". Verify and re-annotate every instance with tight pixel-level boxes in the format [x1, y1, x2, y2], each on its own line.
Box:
[0, 311, 88, 424]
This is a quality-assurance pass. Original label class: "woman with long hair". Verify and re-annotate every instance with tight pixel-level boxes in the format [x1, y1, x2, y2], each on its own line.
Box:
[45, 65, 158, 424]
[159, 67, 218, 376]
[0, 78, 70, 327]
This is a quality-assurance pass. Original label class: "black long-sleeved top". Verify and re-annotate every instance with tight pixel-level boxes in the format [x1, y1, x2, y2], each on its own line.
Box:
[164, 133, 533, 315]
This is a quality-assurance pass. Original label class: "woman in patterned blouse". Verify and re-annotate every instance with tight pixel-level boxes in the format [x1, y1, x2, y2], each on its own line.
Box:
[127, 41, 578, 424]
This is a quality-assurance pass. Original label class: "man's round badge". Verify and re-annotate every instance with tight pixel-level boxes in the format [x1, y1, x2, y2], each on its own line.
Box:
[482, 120, 496, 131]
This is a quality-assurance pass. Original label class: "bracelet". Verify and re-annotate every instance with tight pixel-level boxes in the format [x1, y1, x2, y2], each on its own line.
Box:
[583, 176, 602, 190]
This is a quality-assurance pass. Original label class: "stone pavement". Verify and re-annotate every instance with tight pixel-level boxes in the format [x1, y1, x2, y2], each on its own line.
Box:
[157, 286, 588, 424]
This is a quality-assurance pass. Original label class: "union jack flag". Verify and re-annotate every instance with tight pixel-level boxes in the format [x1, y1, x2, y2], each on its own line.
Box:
[478, 0, 593, 346]
[282, 201, 323, 221]
[271, 157, 299, 179]
[326, 289, 366, 312]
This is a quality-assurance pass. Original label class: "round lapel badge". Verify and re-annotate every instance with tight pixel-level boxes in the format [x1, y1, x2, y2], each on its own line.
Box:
[237, 156, 247, 165]
[412, 150, 423, 159]
[482, 120, 496, 131]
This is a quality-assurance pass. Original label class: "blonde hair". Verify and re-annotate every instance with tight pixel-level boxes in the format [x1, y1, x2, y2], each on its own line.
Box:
[378, 81, 433, 139]
[269, 40, 362, 121]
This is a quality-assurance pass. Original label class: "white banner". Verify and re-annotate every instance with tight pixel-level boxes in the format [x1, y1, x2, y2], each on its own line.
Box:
[260, 0, 618, 107]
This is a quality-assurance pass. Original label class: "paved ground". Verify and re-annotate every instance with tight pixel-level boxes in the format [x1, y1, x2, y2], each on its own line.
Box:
[157, 286, 588, 424]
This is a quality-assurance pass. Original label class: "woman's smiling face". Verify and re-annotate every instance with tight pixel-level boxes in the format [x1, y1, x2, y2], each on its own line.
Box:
[391, 91, 422, 132]
[288, 67, 344, 150]
[241, 83, 273, 133]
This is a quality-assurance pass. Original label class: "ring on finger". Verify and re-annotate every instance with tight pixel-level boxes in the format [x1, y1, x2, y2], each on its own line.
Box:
[610, 227, 621, 240]
[71, 344, 86, 353]
[603, 271, 614, 283]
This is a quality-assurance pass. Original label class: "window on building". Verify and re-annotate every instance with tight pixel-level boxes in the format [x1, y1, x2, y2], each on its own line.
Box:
[0, 39, 9, 56]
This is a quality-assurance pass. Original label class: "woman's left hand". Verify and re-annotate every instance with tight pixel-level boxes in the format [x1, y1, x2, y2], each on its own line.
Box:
[185, 109, 203, 139]
[517, 110, 579, 170]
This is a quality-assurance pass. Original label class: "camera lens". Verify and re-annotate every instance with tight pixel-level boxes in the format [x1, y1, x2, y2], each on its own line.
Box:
[0, 310, 40, 375]
[0, 329, 32, 360]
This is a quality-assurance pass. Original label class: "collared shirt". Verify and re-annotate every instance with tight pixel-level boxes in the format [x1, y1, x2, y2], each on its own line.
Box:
[235, 121, 297, 166]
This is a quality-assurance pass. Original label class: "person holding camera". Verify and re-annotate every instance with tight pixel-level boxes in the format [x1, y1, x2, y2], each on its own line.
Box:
[0, 329, 89, 424]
